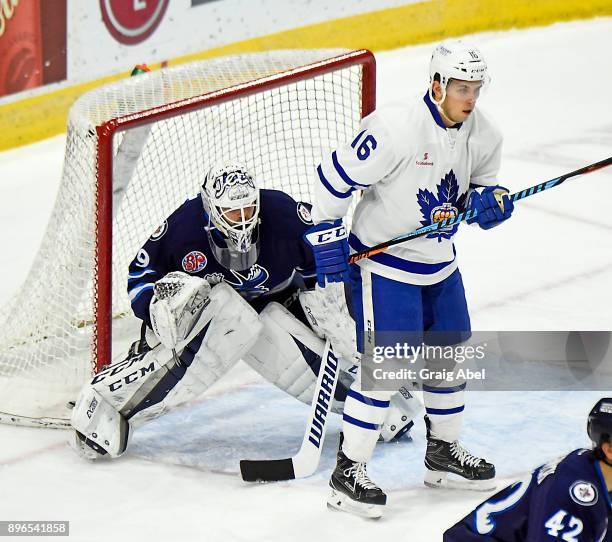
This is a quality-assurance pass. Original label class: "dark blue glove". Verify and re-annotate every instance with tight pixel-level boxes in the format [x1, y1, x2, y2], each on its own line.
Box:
[466, 185, 514, 230]
[303, 219, 349, 287]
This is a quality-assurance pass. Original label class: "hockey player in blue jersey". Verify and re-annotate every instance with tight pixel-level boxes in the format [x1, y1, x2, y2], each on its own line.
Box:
[70, 162, 420, 459]
[444, 397, 612, 541]
[305, 39, 514, 518]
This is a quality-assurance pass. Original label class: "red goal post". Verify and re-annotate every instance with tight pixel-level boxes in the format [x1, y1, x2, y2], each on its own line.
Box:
[0, 48, 375, 427]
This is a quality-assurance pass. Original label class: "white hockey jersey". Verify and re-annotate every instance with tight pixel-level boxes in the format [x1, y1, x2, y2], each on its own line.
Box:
[311, 92, 503, 286]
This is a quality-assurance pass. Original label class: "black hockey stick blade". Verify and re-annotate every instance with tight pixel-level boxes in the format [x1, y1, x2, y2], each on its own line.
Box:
[240, 458, 295, 482]
[240, 340, 339, 482]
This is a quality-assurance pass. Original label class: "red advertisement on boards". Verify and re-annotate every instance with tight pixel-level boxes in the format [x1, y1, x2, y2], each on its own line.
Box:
[0, 0, 67, 98]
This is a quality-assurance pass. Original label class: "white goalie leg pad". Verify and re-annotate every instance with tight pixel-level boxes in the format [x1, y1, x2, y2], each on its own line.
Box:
[299, 284, 359, 365]
[131, 282, 262, 426]
[71, 282, 262, 457]
[243, 302, 352, 411]
[379, 387, 424, 442]
[71, 387, 130, 459]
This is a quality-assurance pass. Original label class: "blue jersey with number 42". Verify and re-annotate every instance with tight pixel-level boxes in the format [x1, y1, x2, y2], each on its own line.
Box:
[444, 449, 611, 542]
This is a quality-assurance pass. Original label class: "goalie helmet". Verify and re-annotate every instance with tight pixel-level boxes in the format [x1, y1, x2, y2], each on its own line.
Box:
[429, 39, 488, 99]
[200, 161, 260, 271]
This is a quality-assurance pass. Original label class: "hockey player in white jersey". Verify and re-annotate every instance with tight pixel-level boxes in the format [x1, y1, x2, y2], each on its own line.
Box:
[304, 39, 515, 518]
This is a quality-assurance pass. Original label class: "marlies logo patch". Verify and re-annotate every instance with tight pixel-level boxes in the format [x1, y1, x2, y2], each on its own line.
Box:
[417, 169, 467, 242]
[182, 251, 207, 273]
[416, 152, 434, 166]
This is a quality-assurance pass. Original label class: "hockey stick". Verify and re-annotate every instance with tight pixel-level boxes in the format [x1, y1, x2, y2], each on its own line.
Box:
[240, 339, 340, 482]
[349, 156, 612, 264]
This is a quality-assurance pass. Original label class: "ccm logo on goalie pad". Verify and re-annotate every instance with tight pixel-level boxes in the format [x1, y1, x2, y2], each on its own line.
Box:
[308, 349, 339, 449]
[106, 362, 156, 393]
[92, 352, 156, 392]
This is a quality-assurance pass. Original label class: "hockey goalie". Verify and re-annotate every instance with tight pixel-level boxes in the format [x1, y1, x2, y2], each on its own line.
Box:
[70, 162, 420, 460]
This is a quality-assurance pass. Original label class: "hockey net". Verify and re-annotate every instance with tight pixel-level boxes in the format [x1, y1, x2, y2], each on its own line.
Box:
[0, 49, 375, 427]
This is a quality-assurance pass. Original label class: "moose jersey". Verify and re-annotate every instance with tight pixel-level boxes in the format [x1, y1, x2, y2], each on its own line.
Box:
[311, 92, 503, 285]
[127, 189, 316, 327]
[445, 449, 611, 542]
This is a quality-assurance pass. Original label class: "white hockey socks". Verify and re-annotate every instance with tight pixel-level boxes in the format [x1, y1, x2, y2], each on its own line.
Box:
[341, 384, 393, 463]
[422, 383, 465, 442]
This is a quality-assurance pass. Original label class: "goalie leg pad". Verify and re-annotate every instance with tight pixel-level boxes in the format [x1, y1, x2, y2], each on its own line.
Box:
[379, 388, 423, 443]
[71, 283, 262, 456]
[243, 302, 352, 411]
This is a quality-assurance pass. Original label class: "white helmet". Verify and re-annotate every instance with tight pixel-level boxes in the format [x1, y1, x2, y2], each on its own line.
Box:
[200, 161, 260, 271]
[429, 39, 488, 93]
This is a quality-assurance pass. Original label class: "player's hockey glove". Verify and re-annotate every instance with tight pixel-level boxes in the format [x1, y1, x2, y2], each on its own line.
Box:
[303, 219, 350, 288]
[466, 185, 514, 230]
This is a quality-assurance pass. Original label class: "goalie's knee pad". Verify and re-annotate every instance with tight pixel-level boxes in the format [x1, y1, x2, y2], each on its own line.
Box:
[71, 282, 262, 458]
[379, 387, 423, 442]
[243, 302, 352, 410]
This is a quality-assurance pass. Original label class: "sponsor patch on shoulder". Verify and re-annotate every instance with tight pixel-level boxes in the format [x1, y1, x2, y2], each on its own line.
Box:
[150, 221, 168, 241]
[569, 480, 598, 506]
[182, 251, 207, 273]
[297, 202, 313, 224]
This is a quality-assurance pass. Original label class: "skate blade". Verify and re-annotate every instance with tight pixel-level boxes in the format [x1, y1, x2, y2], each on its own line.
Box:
[327, 489, 384, 519]
[424, 470, 496, 492]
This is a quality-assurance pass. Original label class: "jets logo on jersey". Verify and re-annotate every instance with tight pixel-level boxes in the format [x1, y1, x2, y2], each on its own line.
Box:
[417, 169, 467, 242]
[297, 202, 313, 225]
[182, 251, 207, 273]
[225, 264, 269, 299]
[569, 481, 598, 506]
[149, 221, 168, 241]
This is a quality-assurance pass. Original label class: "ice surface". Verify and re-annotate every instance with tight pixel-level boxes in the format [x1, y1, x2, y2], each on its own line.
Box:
[1, 17, 611, 542]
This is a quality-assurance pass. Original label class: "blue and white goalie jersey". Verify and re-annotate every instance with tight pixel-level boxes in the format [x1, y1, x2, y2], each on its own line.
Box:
[311, 93, 503, 285]
[127, 189, 316, 327]
[445, 449, 611, 541]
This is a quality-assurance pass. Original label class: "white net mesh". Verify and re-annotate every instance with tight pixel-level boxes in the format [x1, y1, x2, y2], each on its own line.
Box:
[0, 49, 371, 426]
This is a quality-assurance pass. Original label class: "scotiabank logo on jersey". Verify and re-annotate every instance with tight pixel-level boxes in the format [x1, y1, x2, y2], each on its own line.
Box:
[100, 0, 169, 45]
[182, 251, 207, 273]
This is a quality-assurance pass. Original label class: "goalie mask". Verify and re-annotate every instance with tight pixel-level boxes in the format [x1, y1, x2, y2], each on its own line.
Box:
[200, 162, 260, 271]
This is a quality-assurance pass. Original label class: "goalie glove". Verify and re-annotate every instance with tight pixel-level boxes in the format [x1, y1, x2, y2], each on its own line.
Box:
[466, 185, 514, 230]
[149, 271, 212, 350]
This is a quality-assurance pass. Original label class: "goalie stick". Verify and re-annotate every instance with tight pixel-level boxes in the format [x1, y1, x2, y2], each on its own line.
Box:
[240, 339, 339, 482]
[349, 155, 612, 264]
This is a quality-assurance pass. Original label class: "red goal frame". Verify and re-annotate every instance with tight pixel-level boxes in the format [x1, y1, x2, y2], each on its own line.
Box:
[93, 49, 376, 372]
